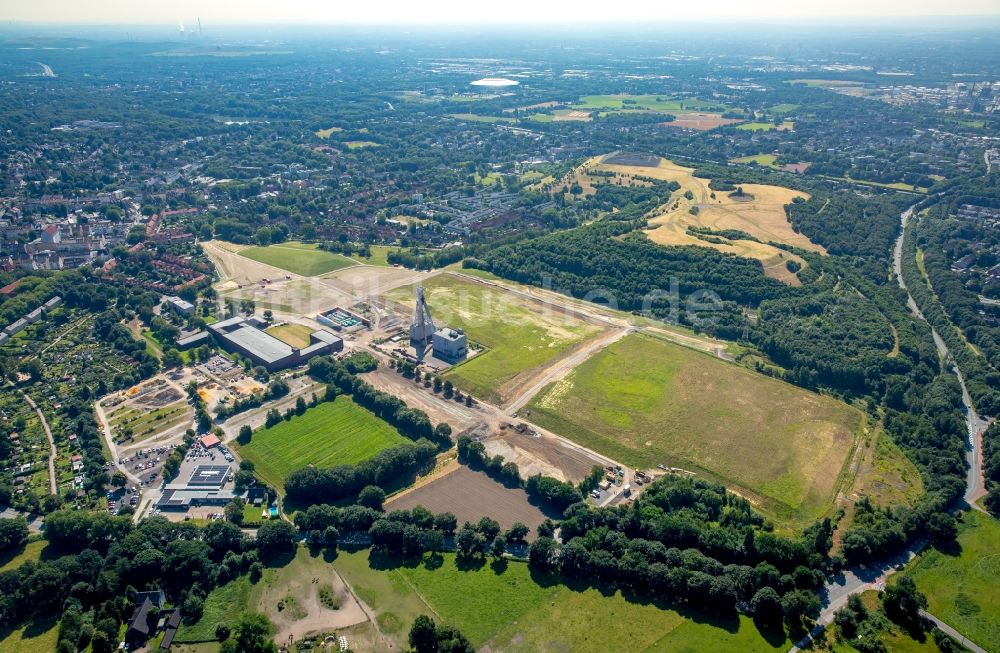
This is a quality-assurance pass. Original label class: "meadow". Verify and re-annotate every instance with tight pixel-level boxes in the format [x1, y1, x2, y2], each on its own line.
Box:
[385, 273, 604, 405]
[348, 244, 394, 267]
[342, 549, 789, 652]
[572, 94, 723, 113]
[904, 510, 1000, 652]
[526, 333, 863, 526]
[0, 616, 59, 653]
[736, 121, 795, 131]
[239, 242, 358, 276]
[0, 539, 48, 573]
[448, 113, 516, 123]
[236, 396, 409, 491]
[345, 141, 379, 149]
[314, 126, 342, 138]
[731, 153, 779, 167]
[176, 544, 796, 652]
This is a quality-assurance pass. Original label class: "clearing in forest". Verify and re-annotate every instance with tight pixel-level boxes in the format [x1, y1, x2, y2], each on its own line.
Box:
[384, 273, 605, 405]
[526, 333, 863, 527]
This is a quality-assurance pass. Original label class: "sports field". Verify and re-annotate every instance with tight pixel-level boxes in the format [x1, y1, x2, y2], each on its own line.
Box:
[526, 333, 863, 526]
[239, 242, 358, 276]
[593, 154, 820, 284]
[236, 396, 409, 491]
[904, 510, 1000, 652]
[345, 140, 379, 149]
[385, 273, 604, 405]
[265, 323, 315, 348]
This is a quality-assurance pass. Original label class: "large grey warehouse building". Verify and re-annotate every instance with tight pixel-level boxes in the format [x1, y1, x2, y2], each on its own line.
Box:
[208, 315, 343, 371]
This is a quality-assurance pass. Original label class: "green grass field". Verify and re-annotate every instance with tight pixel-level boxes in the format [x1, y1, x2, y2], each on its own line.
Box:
[236, 396, 409, 491]
[176, 576, 253, 643]
[349, 245, 394, 267]
[239, 242, 358, 276]
[571, 94, 722, 113]
[315, 126, 342, 138]
[769, 103, 799, 113]
[526, 333, 863, 526]
[339, 549, 789, 652]
[824, 176, 929, 193]
[265, 323, 315, 348]
[0, 539, 48, 573]
[730, 153, 779, 167]
[736, 121, 794, 131]
[345, 141, 379, 149]
[904, 510, 1000, 652]
[386, 273, 603, 405]
[448, 113, 516, 124]
[0, 615, 59, 653]
[177, 544, 792, 652]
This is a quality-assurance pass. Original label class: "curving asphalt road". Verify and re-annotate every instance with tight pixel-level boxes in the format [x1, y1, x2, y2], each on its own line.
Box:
[790, 204, 992, 652]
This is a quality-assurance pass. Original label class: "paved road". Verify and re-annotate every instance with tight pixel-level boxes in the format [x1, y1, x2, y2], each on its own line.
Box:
[792, 204, 991, 652]
[920, 611, 988, 653]
[23, 393, 57, 495]
[893, 206, 991, 508]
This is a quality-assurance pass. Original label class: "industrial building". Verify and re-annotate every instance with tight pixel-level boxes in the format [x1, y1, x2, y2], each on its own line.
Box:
[410, 286, 436, 345]
[432, 327, 468, 362]
[156, 463, 235, 511]
[207, 315, 343, 371]
[162, 295, 195, 315]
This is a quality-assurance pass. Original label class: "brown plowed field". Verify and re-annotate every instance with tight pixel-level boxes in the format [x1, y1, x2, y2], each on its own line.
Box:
[388, 465, 558, 537]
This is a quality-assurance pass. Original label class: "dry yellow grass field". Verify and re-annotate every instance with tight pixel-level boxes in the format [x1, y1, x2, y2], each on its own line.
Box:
[536, 154, 823, 285]
[594, 155, 823, 285]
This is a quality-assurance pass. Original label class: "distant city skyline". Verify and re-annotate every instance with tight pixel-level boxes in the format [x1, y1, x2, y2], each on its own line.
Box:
[3, 0, 1000, 25]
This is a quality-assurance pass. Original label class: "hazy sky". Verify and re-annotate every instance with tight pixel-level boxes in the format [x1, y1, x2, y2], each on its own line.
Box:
[4, 0, 999, 24]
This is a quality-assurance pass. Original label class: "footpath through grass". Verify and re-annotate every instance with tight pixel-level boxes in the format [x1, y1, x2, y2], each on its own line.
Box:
[236, 396, 409, 491]
[527, 333, 862, 527]
[904, 510, 1000, 652]
[239, 241, 358, 276]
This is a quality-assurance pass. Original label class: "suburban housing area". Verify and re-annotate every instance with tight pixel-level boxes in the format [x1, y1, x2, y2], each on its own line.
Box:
[0, 15, 998, 653]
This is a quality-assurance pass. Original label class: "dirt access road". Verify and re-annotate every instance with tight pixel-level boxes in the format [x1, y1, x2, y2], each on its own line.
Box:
[22, 393, 57, 495]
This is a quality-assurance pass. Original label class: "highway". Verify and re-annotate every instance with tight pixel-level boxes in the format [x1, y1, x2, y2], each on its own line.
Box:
[791, 204, 991, 652]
